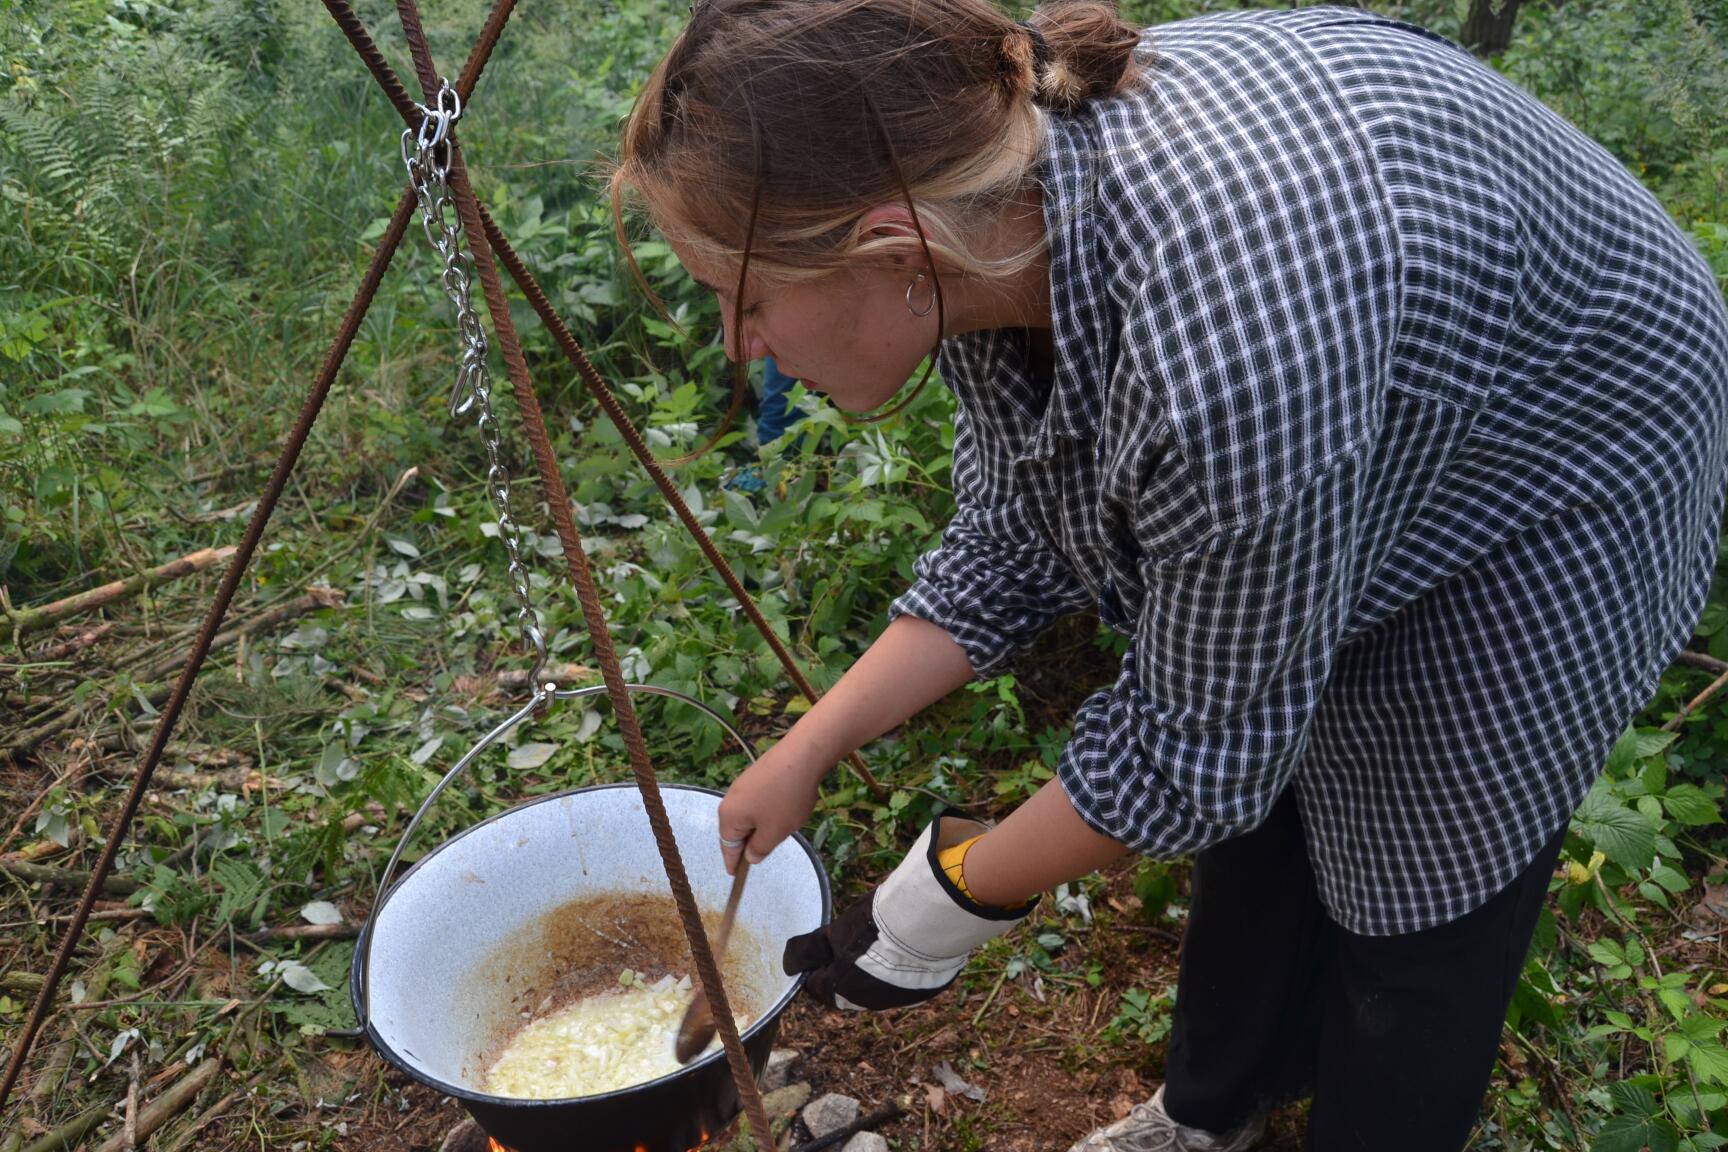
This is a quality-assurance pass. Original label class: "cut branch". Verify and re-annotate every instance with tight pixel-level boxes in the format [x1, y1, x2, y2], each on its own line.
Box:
[5, 548, 238, 646]
[241, 921, 360, 945]
[31, 622, 118, 664]
[1675, 650, 1728, 675]
[16, 1103, 112, 1152]
[1664, 665, 1728, 732]
[0, 860, 140, 897]
[4, 588, 345, 761]
[92, 1059, 221, 1152]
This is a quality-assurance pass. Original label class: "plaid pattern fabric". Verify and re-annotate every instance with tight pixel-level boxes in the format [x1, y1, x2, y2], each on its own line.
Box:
[890, 8, 1728, 934]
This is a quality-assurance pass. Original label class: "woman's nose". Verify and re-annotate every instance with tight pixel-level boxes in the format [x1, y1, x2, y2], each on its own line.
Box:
[720, 315, 767, 363]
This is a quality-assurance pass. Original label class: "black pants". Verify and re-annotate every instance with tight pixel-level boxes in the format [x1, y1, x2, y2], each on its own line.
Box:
[1161, 789, 1566, 1152]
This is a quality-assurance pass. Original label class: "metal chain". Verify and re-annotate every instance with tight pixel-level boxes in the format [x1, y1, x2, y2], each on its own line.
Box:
[402, 79, 548, 688]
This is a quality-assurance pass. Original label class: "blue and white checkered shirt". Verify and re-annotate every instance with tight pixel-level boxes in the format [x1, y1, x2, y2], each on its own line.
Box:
[890, 8, 1728, 935]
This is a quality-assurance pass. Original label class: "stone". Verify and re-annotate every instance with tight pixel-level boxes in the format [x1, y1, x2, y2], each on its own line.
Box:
[761, 1047, 802, 1091]
[801, 1092, 862, 1139]
[841, 1134, 889, 1152]
[761, 1081, 812, 1117]
[436, 1119, 490, 1152]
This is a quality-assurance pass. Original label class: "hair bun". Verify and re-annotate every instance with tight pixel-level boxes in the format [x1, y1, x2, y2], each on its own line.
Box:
[1024, 1, 1141, 112]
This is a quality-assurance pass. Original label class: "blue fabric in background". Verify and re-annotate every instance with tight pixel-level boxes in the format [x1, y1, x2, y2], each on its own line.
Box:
[756, 357, 803, 445]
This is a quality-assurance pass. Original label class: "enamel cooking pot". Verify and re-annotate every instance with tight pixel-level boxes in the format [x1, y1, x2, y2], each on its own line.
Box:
[350, 684, 831, 1152]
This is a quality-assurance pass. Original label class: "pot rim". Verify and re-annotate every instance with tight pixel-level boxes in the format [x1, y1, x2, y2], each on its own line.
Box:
[349, 780, 831, 1110]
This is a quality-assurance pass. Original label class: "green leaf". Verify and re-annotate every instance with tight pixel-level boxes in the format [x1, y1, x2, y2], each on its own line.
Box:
[1632, 729, 1680, 760]
[1508, 973, 1560, 1031]
[1651, 863, 1691, 894]
[1604, 727, 1642, 776]
[1642, 755, 1670, 796]
[1575, 779, 1657, 871]
[1660, 985, 1695, 1022]
[1594, 1113, 1680, 1152]
[1607, 1080, 1659, 1118]
[1663, 784, 1722, 827]
[1689, 1036, 1728, 1087]
[20, 388, 90, 416]
[1679, 1013, 1726, 1043]
[1590, 940, 1627, 967]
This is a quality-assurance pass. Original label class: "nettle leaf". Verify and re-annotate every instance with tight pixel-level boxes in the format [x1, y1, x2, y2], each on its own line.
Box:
[1632, 729, 1681, 760]
[1589, 940, 1626, 967]
[1593, 1113, 1680, 1152]
[1689, 1037, 1728, 1087]
[1607, 1080, 1660, 1118]
[1663, 784, 1723, 827]
[1651, 863, 1691, 894]
[1575, 779, 1657, 871]
[1604, 727, 1643, 777]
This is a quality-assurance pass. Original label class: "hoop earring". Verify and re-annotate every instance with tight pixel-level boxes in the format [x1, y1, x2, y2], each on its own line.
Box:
[905, 273, 936, 318]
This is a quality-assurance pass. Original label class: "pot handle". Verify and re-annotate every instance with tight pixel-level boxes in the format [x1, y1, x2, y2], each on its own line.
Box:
[356, 682, 758, 1027]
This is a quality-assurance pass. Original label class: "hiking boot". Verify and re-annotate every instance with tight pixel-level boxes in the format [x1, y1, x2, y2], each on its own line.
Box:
[1067, 1086, 1266, 1152]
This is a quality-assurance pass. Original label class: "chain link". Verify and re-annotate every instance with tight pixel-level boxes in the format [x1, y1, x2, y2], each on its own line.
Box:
[403, 79, 548, 689]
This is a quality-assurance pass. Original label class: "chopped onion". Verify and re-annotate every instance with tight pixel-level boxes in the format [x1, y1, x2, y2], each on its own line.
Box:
[483, 977, 750, 1099]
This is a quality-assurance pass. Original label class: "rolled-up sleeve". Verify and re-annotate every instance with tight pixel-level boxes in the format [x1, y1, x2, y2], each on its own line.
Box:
[1060, 452, 1367, 856]
[890, 402, 1093, 676]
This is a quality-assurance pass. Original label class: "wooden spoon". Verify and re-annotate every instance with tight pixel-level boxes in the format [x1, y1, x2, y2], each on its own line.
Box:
[673, 858, 749, 1064]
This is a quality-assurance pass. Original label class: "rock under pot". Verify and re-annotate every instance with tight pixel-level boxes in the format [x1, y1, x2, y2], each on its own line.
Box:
[353, 782, 830, 1152]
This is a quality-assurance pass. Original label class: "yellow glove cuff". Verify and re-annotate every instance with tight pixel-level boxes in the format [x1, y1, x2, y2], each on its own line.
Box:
[937, 834, 986, 901]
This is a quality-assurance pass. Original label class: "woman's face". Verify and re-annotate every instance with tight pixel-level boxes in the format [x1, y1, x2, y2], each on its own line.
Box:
[668, 239, 937, 413]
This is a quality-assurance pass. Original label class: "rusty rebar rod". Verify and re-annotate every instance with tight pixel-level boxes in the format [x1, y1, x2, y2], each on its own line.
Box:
[384, 1, 773, 1141]
[0, 0, 522, 1116]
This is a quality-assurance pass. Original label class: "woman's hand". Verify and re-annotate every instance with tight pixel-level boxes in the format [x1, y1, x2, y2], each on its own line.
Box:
[713, 615, 979, 874]
[716, 733, 831, 874]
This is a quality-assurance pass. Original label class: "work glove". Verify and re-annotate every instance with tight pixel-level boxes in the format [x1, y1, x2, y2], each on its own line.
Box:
[782, 815, 1036, 1011]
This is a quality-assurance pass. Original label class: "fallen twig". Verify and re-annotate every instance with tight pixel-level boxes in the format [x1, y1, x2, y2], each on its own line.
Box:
[1, 971, 43, 996]
[91, 1058, 221, 1152]
[124, 1051, 139, 1151]
[4, 588, 344, 760]
[3, 548, 238, 646]
[161, 1068, 266, 1152]
[1664, 665, 1728, 732]
[1676, 650, 1728, 674]
[30, 621, 119, 664]
[0, 861, 138, 897]
[241, 921, 360, 945]
[790, 1098, 908, 1152]
[16, 1103, 112, 1152]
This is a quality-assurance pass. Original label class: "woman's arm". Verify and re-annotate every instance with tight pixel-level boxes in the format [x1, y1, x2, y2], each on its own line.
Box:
[784, 614, 975, 768]
[962, 778, 1129, 907]
[716, 613, 974, 870]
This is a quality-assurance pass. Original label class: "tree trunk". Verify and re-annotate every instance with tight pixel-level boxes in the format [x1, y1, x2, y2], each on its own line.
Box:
[1462, 0, 1524, 57]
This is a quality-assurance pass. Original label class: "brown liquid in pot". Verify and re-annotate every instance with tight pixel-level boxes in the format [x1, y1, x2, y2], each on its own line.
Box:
[471, 891, 760, 1079]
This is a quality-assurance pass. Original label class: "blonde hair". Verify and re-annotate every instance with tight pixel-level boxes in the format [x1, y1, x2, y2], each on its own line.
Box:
[610, 0, 1141, 438]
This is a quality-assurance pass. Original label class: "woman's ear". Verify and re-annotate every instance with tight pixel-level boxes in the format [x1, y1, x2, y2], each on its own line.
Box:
[855, 202, 927, 268]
